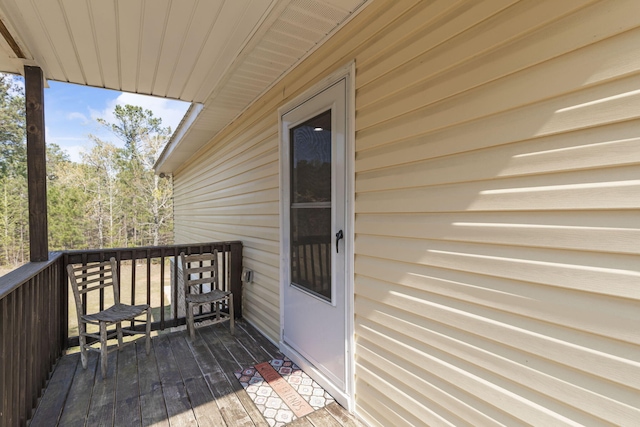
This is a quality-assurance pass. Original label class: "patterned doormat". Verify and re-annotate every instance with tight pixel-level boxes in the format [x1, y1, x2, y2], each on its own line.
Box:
[234, 356, 335, 426]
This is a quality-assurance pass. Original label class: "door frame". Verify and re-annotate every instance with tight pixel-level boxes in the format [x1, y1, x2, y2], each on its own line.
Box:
[278, 61, 355, 411]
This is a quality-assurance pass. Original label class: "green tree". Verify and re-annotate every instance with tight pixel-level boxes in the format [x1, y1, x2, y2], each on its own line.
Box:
[81, 138, 122, 248]
[97, 104, 162, 160]
[0, 73, 27, 266]
[0, 74, 26, 177]
[96, 104, 173, 247]
[47, 144, 88, 250]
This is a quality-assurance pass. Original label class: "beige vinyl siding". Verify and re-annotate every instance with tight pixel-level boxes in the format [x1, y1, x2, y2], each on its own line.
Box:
[352, 0, 640, 425]
[172, 0, 640, 425]
[173, 116, 281, 340]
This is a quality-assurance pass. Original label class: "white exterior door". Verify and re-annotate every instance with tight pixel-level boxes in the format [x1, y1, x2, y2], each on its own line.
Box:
[280, 78, 349, 404]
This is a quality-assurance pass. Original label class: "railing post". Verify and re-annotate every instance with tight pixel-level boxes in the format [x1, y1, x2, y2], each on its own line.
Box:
[230, 242, 243, 318]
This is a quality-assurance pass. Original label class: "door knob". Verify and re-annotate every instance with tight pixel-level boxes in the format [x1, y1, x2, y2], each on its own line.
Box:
[336, 230, 343, 253]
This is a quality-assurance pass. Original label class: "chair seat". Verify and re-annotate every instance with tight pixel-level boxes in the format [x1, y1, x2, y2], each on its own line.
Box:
[82, 303, 150, 323]
[185, 289, 230, 304]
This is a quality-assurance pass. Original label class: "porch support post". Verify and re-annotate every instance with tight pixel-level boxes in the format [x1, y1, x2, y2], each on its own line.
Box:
[24, 65, 49, 262]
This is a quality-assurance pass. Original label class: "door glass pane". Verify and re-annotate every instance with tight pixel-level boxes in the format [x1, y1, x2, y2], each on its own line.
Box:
[291, 110, 332, 204]
[290, 208, 331, 300]
[290, 110, 332, 301]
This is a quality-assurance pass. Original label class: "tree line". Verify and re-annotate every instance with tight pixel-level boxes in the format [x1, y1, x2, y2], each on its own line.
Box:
[0, 74, 173, 269]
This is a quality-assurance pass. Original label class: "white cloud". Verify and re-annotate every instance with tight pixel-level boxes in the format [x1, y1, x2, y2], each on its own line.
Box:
[67, 111, 89, 124]
[90, 92, 190, 133]
[59, 145, 86, 163]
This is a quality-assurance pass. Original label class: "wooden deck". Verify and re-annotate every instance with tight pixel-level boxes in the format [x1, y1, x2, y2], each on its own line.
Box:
[30, 320, 363, 427]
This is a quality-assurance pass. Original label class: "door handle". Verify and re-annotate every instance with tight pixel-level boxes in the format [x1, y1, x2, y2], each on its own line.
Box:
[336, 230, 343, 253]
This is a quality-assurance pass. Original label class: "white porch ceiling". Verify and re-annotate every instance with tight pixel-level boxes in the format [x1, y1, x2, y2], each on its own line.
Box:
[0, 0, 368, 172]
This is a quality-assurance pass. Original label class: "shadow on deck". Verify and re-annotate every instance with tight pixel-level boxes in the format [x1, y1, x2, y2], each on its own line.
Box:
[30, 320, 362, 427]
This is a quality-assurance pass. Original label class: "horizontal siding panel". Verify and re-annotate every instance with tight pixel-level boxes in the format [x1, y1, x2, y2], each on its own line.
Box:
[357, 0, 638, 115]
[355, 109, 640, 173]
[356, 170, 640, 214]
[355, 235, 640, 300]
[355, 256, 639, 354]
[356, 0, 521, 89]
[174, 225, 278, 254]
[357, 72, 640, 152]
[242, 295, 279, 342]
[169, 214, 278, 229]
[175, 220, 278, 242]
[242, 257, 279, 282]
[356, 270, 640, 396]
[355, 212, 640, 254]
[358, 311, 639, 425]
[358, 25, 640, 131]
[356, 311, 639, 426]
[174, 201, 279, 216]
[356, 338, 525, 427]
[178, 119, 276, 181]
[243, 247, 279, 269]
[179, 153, 278, 193]
[176, 187, 279, 209]
[174, 173, 278, 205]
[353, 0, 466, 72]
[177, 149, 278, 195]
[355, 352, 465, 427]
[241, 273, 279, 307]
[356, 380, 421, 427]
[356, 320, 588, 426]
[356, 121, 640, 180]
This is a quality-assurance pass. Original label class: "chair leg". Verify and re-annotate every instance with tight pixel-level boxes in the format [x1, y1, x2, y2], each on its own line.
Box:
[187, 303, 195, 340]
[229, 294, 235, 335]
[100, 322, 108, 379]
[79, 322, 88, 369]
[116, 322, 123, 349]
[145, 309, 151, 355]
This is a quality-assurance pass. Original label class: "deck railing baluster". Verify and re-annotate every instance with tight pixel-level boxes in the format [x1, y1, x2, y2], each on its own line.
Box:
[160, 249, 166, 330]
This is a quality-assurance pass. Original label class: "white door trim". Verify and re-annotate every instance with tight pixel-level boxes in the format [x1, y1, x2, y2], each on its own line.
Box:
[277, 61, 355, 411]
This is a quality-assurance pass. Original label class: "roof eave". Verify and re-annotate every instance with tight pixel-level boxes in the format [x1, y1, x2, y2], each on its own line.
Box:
[153, 102, 203, 175]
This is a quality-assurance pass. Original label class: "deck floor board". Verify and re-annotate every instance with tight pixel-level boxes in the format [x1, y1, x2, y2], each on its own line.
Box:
[30, 320, 364, 426]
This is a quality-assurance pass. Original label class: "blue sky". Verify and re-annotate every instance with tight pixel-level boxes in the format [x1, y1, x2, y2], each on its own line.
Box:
[43, 80, 190, 163]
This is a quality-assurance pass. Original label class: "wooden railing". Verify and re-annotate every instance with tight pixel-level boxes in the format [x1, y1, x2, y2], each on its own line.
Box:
[0, 253, 66, 427]
[0, 241, 243, 427]
[63, 241, 243, 346]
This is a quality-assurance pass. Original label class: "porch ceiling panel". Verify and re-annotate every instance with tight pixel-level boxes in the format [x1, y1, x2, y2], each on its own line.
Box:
[156, 0, 367, 174]
[0, 0, 274, 101]
[0, 0, 368, 173]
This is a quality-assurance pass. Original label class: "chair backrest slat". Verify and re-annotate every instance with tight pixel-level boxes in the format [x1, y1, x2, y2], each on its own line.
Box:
[75, 281, 115, 295]
[182, 253, 217, 263]
[184, 276, 217, 287]
[183, 265, 216, 275]
[67, 258, 120, 320]
[180, 251, 219, 293]
[69, 260, 112, 273]
[74, 273, 115, 287]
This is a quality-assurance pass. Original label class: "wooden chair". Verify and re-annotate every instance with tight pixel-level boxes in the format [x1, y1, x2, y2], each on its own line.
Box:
[180, 251, 234, 340]
[67, 258, 151, 378]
